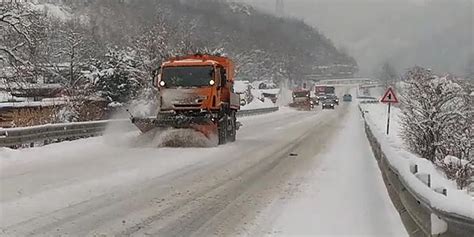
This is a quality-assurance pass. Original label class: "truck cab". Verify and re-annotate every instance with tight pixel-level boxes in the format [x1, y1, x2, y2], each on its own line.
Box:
[290, 89, 313, 110]
[155, 55, 240, 113]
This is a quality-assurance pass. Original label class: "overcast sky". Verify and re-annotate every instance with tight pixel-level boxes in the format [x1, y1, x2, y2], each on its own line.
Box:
[239, 0, 473, 77]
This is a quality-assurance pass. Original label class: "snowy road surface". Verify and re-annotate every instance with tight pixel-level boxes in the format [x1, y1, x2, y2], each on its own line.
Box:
[0, 95, 407, 236]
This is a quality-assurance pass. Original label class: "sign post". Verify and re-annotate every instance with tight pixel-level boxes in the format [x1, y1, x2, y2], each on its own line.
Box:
[380, 87, 399, 135]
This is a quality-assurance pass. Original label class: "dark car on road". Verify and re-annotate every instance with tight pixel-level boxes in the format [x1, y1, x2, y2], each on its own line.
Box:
[322, 99, 336, 109]
[343, 94, 353, 102]
[326, 94, 339, 105]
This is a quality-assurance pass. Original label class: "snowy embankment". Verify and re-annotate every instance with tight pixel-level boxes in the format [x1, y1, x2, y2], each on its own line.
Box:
[263, 102, 407, 236]
[360, 102, 474, 219]
[234, 80, 279, 110]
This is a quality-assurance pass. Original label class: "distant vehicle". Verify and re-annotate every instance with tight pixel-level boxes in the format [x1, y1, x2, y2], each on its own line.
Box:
[289, 89, 313, 110]
[314, 86, 326, 101]
[325, 86, 335, 95]
[314, 85, 336, 101]
[310, 97, 320, 106]
[343, 94, 352, 102]
[326, 94, 339, 105]
[315, 95, 326, 101]
[322, 99, 335, 110]
[315, 86, 326, 95]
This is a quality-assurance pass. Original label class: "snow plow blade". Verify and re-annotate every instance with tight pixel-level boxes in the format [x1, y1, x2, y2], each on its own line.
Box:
[131, 115, 218, 139]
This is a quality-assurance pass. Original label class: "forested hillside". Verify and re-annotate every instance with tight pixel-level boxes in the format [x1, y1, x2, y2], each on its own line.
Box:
[1, 0, 357, 104]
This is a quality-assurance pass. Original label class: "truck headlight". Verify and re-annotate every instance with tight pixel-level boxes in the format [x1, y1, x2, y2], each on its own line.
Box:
[159, 81, 165, 87]
[209, 80, 215, 86]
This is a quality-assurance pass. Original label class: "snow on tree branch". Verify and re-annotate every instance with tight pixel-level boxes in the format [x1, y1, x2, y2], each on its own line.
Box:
[400, 66, 473, 189]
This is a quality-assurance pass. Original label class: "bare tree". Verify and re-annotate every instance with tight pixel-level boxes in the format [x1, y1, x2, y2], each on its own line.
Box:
[378, 61, 398, 88]
[44, 19, 94, 94]
[0, 3, 46, 81]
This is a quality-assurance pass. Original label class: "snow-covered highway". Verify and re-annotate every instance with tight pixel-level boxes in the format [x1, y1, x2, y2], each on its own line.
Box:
[0, 95, 407, 236]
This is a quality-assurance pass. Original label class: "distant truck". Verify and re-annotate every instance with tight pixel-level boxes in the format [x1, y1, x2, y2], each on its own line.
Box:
[314, 86, 326, 100]
[325, 86, 335, 95]
[314, 85, 336, 101]
[289, 89, 313, 111]
[131, 54, 241, 145]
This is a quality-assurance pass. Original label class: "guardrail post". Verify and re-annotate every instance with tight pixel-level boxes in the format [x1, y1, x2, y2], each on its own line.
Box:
[410, 164, 418, 174]
[416, 173, 431, 188]
[434, 187, 447, 196]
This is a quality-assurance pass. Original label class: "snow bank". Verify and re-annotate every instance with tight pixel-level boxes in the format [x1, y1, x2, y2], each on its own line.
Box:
[267, 103, 407, 236]
[360, 103, 474, 219]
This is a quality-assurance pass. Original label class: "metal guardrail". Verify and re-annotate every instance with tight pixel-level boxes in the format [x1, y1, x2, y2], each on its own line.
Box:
[237, 107, 279, 117]
[0, 107, 279, 148]
[359, 105, 474, 237]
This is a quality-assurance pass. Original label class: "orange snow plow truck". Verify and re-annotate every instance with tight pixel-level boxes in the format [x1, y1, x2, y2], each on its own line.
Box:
[289, 89, 313, 111]
[131, 54, 241, 145]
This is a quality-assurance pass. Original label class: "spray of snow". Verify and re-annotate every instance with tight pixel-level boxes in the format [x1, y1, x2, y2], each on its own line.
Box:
[131, 128, 217, 148]
[277, 82, 293, 106]
[153, 128, 217, 148]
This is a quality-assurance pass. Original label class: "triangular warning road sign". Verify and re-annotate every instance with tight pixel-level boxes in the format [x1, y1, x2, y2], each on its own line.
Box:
[381, 87, 399, 103]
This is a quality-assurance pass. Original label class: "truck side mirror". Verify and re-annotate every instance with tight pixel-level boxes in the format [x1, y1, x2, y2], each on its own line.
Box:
[152, 66, 161, 88]
[220, 68, 227, 87]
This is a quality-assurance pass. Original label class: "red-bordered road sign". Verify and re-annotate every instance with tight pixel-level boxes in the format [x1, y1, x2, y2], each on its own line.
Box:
[381, 87, 399, 103]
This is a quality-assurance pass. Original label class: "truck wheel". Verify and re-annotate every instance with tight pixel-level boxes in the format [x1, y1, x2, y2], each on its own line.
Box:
[228, 111, 236, 142]
[218, 114, 228, 145]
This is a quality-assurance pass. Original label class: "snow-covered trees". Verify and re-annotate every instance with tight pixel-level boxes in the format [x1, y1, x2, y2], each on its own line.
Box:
[84, 48, 144, 104]
[400, 66, 473, 188]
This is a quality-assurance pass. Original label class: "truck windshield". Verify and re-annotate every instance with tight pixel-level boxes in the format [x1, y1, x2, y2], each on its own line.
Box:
[325, 86, 335, 94]
[161, 66, 214, 87]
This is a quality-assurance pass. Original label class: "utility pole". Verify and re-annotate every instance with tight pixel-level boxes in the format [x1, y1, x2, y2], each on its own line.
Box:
[276, 0, 284, 17]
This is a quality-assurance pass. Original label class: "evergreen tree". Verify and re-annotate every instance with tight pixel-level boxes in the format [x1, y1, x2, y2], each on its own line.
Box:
[85, 48, 144, 104]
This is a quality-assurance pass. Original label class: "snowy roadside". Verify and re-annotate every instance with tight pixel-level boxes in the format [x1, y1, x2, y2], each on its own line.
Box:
[360, 102, 474, 219]
[249, 102, 407, 236]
